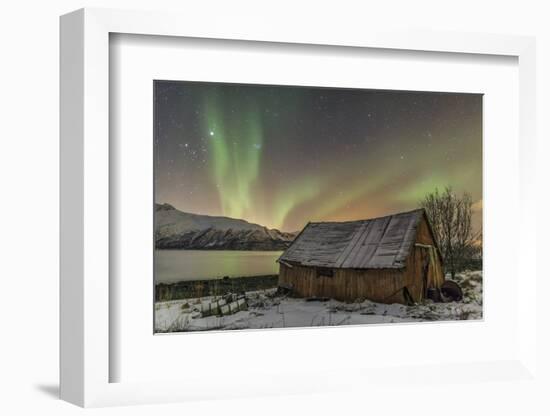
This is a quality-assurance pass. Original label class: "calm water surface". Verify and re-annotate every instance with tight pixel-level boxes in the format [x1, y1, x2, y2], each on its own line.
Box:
[155, 250, 283, 284]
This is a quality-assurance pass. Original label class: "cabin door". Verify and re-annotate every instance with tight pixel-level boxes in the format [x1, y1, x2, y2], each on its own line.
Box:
[415, 245, 431, 301]
[414, 243, 443, 301]
[421, 250, 430, 300]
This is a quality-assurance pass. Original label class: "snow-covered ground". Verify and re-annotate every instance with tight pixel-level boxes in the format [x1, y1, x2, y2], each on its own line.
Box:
[155, 270, 482, 333]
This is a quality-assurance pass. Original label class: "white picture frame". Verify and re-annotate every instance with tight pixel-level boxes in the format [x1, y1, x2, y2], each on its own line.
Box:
[60, 7, 538, 408]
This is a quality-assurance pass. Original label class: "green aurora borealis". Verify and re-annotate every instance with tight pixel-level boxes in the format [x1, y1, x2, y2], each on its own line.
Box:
[155, 81, 482, 232]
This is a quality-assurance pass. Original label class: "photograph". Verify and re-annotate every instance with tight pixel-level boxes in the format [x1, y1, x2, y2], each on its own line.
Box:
[153, 80, 483, 333]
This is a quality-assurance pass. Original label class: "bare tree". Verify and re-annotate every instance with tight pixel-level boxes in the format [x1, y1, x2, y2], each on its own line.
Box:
[419, 187, 480, 279]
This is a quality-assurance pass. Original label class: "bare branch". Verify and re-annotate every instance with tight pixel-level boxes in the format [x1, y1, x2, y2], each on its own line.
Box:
[419, 187, 480, 278]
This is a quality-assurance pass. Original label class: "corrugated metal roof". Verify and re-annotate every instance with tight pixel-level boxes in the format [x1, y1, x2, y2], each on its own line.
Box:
[278, 209, 426, 269]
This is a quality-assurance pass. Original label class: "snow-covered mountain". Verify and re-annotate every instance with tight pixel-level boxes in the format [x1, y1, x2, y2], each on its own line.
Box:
[155, 203, 298, 250]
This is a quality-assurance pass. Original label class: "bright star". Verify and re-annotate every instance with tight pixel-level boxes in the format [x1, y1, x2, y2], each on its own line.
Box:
[209, 131, 214, 136]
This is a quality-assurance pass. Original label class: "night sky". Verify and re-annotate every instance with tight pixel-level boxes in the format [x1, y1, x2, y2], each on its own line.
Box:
[154, 81, 482, 233]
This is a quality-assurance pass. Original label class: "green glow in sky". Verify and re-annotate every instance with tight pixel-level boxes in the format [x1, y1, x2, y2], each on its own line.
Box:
[204, 92, 264, 222]
[271, 177, 321, 229]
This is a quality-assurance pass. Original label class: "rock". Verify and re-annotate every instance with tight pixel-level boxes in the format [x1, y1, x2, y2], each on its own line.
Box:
[440, 280, 463, 302]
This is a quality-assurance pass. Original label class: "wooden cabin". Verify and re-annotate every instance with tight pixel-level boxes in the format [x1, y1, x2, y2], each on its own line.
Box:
[277, 209, 445, 304]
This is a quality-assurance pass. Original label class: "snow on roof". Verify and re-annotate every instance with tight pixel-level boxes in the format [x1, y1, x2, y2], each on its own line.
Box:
[278, 209, 426, 269]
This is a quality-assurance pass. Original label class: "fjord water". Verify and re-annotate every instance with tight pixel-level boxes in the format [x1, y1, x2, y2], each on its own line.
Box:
[155, 250, 283, 284]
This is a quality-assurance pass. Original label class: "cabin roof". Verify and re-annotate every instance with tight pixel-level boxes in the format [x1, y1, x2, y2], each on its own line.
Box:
[278, 209, 431, 269]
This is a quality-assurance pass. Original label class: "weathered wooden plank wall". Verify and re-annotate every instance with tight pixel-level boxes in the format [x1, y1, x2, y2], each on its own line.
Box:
[279, 263, 406, 303]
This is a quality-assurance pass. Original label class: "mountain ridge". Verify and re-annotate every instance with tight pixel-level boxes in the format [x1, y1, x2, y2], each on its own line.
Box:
[155, 203, 298, 250]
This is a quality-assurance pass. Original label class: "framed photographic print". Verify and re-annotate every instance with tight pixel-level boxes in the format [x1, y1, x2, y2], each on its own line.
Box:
[60, 7, 540, 409]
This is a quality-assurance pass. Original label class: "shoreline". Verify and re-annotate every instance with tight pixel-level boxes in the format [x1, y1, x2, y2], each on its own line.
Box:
[155, 274, 279, 301]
